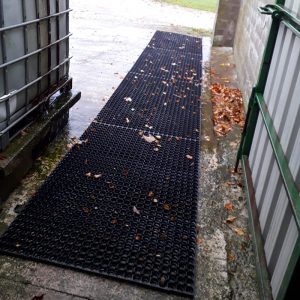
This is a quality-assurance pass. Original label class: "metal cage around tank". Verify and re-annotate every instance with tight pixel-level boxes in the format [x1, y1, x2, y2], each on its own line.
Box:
[0, 0, 72, 150]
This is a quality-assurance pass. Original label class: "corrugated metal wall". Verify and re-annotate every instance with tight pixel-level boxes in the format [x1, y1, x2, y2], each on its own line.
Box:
[248, 1, 300, 298]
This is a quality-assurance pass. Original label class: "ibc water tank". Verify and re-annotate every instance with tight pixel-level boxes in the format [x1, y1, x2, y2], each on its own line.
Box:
[0, 0, 71, 149]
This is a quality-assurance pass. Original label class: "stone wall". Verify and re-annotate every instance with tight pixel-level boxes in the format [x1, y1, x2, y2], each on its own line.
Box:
[213, 0, 241, 47]
[233, 0, 274, 103]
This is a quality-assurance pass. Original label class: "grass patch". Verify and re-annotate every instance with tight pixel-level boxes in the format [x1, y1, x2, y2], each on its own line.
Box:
[159, 0, 218, 12]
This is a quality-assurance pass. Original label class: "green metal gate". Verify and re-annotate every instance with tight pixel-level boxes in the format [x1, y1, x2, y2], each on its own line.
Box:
[236, 1, 300, 299]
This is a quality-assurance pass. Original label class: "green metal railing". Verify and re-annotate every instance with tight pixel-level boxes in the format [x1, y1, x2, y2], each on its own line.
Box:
[235, 1, 300, 299]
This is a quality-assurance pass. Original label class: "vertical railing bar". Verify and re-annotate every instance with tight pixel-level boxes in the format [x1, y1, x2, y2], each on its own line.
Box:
[35, 0, 42, 100]
[47, 0, 52, 90]
[55, 0, 60, 86]
[0, 0, 10, 127]
[21, 0, 30, 112]
[66, 0, 70, 77]
[235, 1, 285, 170]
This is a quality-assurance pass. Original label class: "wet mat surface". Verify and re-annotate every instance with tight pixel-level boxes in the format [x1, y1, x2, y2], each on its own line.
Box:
[0, 31, 202, 297]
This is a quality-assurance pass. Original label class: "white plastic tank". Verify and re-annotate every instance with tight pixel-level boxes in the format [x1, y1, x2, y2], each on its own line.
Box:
[0, 0, 71, 145]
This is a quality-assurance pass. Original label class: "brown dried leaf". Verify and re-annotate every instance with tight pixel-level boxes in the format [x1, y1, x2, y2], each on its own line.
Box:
[196, 238, 204, 245]
[224, 202, 234, 212]
[82, 207, 89, 214]
[111, 219, 117, 225]
[135, 233, 142, 241]
[32, 294, 45, 300]
[163, 203, 170, 211]
[228, 253, 235, 262]
[85, 172, 92, 177]
[225, 215, 237, 223]
[233, 227, 245, 236]
[147, 191, 154, 198]
[170, 216, 176, 221]
[210, 83, 245, 136]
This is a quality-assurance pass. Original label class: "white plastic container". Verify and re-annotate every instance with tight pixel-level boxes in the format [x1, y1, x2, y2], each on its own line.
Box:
[0, 0, 71, 135]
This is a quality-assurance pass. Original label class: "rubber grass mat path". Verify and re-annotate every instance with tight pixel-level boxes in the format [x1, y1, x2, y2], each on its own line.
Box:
[0, 31, 202, 297]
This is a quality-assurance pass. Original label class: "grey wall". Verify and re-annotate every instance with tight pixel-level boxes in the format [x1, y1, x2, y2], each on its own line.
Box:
[213, 0, 241, 47]
[233, 0, 275, 103]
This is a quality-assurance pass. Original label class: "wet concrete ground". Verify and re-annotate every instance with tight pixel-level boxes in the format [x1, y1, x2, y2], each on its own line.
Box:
[69, 0, 214, 137]
[0, 1, 259, 299]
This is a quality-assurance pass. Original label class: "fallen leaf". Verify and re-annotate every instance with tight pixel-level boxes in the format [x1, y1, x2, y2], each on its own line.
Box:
[94, 174, 102, 179]
[196, 238, 204, 245]
[228, 253, 235, 262]
[233, 227, 245, 236]
[225, 215, 237, 223]
[135, 233, 142, 241]
[85, 172, 92, 177]
[225, 181, 237, 186]
[224, 202, 234, 212]
[111, 219, 118, 224]
[133, 206, 140, 215]
[147, 191, 154, 198]
[124, 97, 132, 102]
[144, 124, 153, 129]
[142, 134, 156, 143]
[170, 216, 176, 221]
[82, 207, 89, 214]
[163, 203, 170, 211]
[32, 294, 45, 300]
[186, 155, 193, 160]
[210, 83, 245, 136]
[155, 135, 162, 140]
[153, 198, 158, 203]
[109, 182, 116, 190]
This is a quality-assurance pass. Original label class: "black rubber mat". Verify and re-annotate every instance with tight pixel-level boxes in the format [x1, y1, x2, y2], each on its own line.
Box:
[148, 31, 202, 54]
[0, 31, 202, 297]
[130, 48, 202, 81]
[97, 73, 201, 139]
